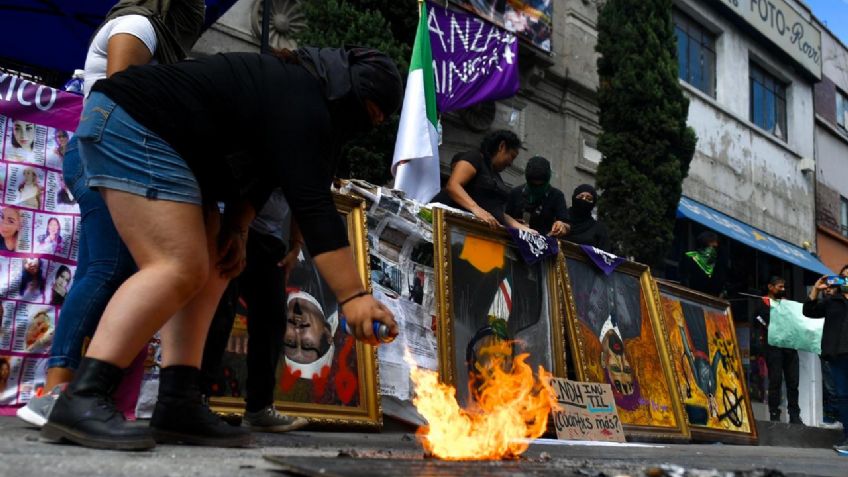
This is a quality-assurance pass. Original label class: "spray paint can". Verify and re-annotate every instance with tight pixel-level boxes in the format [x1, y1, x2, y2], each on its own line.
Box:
[340, 317, 396, 343]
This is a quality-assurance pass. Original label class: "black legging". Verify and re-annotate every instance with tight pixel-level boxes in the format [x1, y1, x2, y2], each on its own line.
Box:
[201, 229, 288, 412]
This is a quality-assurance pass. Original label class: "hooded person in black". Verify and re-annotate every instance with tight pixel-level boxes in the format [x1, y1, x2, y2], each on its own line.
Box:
[505, 156, 570, 237]
[563, 184, 609, 250]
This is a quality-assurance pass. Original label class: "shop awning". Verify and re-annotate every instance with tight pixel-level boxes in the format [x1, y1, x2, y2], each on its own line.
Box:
[677, 196, 833, 276]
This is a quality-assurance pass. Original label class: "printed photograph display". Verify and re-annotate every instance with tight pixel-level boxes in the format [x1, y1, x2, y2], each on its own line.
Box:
[433, 209, 567, 407]
[0, 100, 81, 410]
[210, 194, 382, 427]
[657, 279, 757, 444]
[455, 0, 553, 52]
[560, 244, 689, 441]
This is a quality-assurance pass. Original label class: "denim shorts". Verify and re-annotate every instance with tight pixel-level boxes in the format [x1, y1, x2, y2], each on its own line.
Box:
[75, 91, 202, 205]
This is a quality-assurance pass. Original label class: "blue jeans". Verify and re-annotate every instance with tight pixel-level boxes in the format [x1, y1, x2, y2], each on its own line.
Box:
[47, 137, 137, 370]
[826, 353, 848, 439]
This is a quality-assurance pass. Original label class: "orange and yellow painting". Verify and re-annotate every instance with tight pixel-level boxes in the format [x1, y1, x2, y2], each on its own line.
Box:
[565, 258, 681, 433]
[660, 291, 752, 436]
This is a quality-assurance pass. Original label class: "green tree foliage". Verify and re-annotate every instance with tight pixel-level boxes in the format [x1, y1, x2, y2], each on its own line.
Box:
[295, 0, 416, 184]
[594, 0, 697, 266]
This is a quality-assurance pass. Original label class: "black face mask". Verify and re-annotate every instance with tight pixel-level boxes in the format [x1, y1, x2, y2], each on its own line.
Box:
[572, 198, 594, 219]
[773, 290, 786, 299]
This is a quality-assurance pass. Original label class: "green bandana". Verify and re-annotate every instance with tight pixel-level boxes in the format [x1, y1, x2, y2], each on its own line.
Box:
[525, 183, 550, 205]
[686, 247, 716, 277]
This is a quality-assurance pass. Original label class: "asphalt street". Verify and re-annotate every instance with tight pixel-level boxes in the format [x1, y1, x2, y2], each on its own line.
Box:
[0, 417, 845, 476]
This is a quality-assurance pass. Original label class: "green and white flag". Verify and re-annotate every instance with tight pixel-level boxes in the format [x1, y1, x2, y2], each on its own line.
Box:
[392, 1, 440, 204]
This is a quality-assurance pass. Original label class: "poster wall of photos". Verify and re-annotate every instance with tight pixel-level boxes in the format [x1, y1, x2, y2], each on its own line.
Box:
[0, 79, 82, 413]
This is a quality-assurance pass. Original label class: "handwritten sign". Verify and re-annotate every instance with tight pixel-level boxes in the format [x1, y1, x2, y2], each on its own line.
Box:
[549, 378, 625, 442]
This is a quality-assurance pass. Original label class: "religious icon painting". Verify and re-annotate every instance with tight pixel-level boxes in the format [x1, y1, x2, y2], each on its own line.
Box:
[560, 243, 690, 441]
[656, 279, 757, 444]
[211, 194, 382, 428]
[432, 209, 568, 407]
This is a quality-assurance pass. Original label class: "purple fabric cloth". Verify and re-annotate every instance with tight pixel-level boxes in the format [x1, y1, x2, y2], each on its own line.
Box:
[427, 1, 520, 113]
[0, 80, 82, 131]
[579, 245, 625, 276]
[508, 228, 558, 265]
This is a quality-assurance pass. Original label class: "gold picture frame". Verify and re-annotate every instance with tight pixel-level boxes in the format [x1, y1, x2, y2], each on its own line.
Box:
[210, 193, 382, 429]
[655, 279, 758, 444]
[432, 208, 568, 407]
[559, 243, 690, 442]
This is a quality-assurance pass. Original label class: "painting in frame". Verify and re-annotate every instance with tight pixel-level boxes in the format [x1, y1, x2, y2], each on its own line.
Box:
[560, 243, 690, 441]
[210, 193, 382, 429]
[432, 208, 568, 408]
[656, 279, 757, 444]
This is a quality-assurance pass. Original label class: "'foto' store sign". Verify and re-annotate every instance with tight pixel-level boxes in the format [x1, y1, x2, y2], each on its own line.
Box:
[718, 0, 822, 79]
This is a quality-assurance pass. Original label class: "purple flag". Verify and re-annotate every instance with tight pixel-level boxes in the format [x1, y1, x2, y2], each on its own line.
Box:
[579, 245, 625, 276]
[508, 228, 558, 265]
[427, 1, 519, 113]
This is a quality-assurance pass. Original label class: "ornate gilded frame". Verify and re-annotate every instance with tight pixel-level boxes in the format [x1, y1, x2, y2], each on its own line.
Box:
[654, 279, 758, 445]
[559, 242, 690, 442]
[210, 193, 382, 429]
[432, 208, 568, 389]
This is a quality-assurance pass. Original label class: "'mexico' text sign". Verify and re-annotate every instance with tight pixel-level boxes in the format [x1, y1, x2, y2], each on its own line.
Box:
[719, 0, 821, 79]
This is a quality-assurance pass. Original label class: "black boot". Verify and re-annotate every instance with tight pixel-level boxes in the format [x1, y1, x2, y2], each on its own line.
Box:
[41, 357, 155, 450]
[789, 413, 805, 425]
[151, 366, 252, 447]
[769, 410, 781, 422]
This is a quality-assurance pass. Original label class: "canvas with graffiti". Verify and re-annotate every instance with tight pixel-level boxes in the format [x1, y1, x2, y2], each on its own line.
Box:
[657, 279, 757, 444]
[561, 245, 689, 441]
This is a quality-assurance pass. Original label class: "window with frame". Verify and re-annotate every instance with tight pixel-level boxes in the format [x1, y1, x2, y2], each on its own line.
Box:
[841, 196, 848, 237]
[837, 89, 848, 130]
[750, 63, 787, 140]
[674, 11, 716, 97]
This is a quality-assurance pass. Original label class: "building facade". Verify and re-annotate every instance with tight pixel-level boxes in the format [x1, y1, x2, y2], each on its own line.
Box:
[813, 19, 848, 275]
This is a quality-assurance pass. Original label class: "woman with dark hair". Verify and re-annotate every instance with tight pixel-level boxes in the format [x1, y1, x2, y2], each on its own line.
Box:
[36, 218, 63, 255]
[7, 120, 37, 163]
[51, 266, 72, 306]
[43, 46, 402, 451]
[19, 258, 46, 302]
[563, 184, 609, 249]
[0, 207, 22, 252]
[430, 130, 527, 229]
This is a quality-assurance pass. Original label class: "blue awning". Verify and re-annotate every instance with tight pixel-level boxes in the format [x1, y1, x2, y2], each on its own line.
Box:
[677, 196, 833, 276]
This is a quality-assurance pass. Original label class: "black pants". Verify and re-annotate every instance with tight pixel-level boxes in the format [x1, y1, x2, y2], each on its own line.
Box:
[766, 345, 800, 416]
[201, 229, 288, 413]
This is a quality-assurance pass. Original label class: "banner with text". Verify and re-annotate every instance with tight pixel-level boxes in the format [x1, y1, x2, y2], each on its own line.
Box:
[428, 1, 519, 113]
[550, 377, 626, 442]
[0, 77, 81, 413]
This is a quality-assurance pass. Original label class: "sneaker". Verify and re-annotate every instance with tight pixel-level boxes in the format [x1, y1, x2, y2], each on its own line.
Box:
[821, 421, 844, 430]
[16, 384, 65, 427]
[833, 440, 848, 454]
[243, 406, 309, 433]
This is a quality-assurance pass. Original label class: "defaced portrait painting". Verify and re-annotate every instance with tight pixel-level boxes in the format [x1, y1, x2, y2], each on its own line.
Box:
[561, 246, 689, 441]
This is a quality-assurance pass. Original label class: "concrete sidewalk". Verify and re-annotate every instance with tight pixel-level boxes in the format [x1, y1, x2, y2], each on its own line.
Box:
[0, 416, 844, 476]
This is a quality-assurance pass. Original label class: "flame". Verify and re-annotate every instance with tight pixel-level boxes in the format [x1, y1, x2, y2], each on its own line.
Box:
[407, 341, 556, 460]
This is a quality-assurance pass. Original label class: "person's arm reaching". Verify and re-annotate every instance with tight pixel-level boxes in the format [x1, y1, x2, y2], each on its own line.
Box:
[444, 160, 499, 229]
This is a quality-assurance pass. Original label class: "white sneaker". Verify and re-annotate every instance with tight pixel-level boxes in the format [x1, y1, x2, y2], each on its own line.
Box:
[16, 384, 65, 427]
[820, 421, 844, 430]
[243, 406, 309, 433]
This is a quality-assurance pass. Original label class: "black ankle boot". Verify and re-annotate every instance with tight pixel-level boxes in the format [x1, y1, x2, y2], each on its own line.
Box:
[789, 413, 805, 425]
[769, 410, 781, 422]
[151, 366, 252, 447]
[41, 357, 155, 450]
